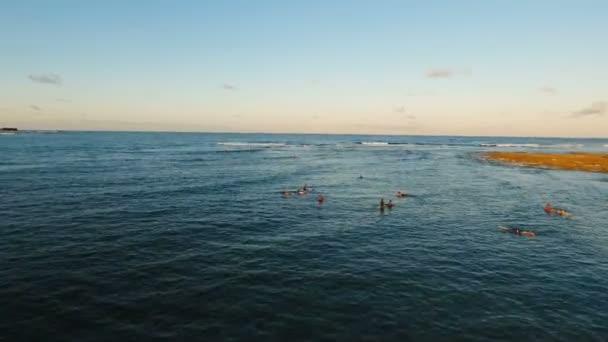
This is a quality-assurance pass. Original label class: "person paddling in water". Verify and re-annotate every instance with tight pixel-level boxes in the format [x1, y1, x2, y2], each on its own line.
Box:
[386, 200, 394, 208]
[317, 194, 324, 204]
[380, 198, 385, 210]
[396, 191, 407, 198]
[498, 226, 536, 237]
[544, 203, 572, 216]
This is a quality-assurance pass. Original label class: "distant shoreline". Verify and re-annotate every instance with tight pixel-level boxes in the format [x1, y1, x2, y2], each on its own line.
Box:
[483, 151, 608, 173]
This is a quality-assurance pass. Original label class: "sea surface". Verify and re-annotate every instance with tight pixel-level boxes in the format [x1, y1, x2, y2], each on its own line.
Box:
[2, 132, 608, 341]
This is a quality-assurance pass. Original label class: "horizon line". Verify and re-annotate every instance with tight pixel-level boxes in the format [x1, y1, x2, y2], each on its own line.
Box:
[8, 127, 608, 140]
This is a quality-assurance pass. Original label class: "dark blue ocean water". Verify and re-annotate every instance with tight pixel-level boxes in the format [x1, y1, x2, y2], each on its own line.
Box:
[2, 132, 608, 341]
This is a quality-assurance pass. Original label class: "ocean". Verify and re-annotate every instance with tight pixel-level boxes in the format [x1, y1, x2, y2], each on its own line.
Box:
[2, 132, 608, 341]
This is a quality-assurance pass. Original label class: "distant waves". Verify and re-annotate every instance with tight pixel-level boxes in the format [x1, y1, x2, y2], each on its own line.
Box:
[479, 143, 584, 148]
[216, 141, 588, 148]
[217, 142, 287, 147]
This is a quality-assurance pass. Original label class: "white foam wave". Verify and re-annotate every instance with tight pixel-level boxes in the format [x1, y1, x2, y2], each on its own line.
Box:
[481, 143, 584, 148]
[480, 143, 541, 148]
[218, 142, 287, 147]
[552, 144, 584, 148]
[360, 141, 389, 146]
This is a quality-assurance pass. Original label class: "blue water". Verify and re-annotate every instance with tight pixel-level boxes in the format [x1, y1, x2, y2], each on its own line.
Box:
[2, 132, 608, 341]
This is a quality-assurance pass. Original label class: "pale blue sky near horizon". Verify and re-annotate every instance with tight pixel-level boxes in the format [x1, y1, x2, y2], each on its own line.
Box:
[1, 0, 607, 136]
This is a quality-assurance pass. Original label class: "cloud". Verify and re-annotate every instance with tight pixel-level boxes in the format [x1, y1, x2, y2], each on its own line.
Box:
[572, 102, 606, 117]
[221, 83, 237, 91]
[394, 106, 416, 120]
[426, 68, 453, 79]
[30, 105, 42, 111]
[540, 86, 558, 94]
[28, 73, 62, 85]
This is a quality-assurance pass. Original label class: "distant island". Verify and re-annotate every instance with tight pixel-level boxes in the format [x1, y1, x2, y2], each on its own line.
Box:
[484, 151, 608, 173]
[1, 127, 18, 132]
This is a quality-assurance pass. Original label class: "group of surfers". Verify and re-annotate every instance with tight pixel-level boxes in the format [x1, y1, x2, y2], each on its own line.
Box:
[282, 184, 325, 204]
[282, 184, 572, 238]
[281, 184, 310, 196]
[379, 191, 409, 209]
[499, 203, 572, 238]
[283, 183, 410, 207]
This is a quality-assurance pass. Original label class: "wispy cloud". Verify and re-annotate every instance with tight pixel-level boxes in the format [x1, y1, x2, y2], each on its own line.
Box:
[28, 73, 62, 85]
[425, 68, 472, 79]
[426, 68, 453, 79]
[221, 83, 237, 91]
[30, 105, 42, 111]
[394, 106, 416, 120]
[540, 86, 558, 94]
[572, 102, 606, 117]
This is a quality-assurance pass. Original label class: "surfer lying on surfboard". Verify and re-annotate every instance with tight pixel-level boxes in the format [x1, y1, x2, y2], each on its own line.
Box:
[498, 226, 536, 237]
[544, 203, 572, 217]
[295, 183, 313, 195]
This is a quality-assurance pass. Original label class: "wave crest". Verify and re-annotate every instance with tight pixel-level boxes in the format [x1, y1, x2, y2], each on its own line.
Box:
[218, 142, 287, 147]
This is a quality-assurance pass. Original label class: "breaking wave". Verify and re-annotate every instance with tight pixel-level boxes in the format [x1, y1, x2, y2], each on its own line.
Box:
[218, 142, 287, 147]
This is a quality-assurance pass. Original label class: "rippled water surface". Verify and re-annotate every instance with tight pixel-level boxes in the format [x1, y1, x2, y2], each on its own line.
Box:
[2, 132, 608, 341]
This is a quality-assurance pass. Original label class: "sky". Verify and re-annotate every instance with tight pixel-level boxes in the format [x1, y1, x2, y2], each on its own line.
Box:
[1, 0, 607, 137]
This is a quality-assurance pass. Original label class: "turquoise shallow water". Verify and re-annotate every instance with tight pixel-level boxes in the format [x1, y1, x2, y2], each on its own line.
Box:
[1, 132, 608, 341]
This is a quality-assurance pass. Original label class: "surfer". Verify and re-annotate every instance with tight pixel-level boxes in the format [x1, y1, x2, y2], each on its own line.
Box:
[380, 198, 385, 210]
[386, 200, 394, 208]
[544, 203, 571, 216]
[498, 226, 536, 237]
[296, 184, 309, 195]
[317, 194, 324, 204]
[396, 191, 407, 198]
[281, 190, 291, 197]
